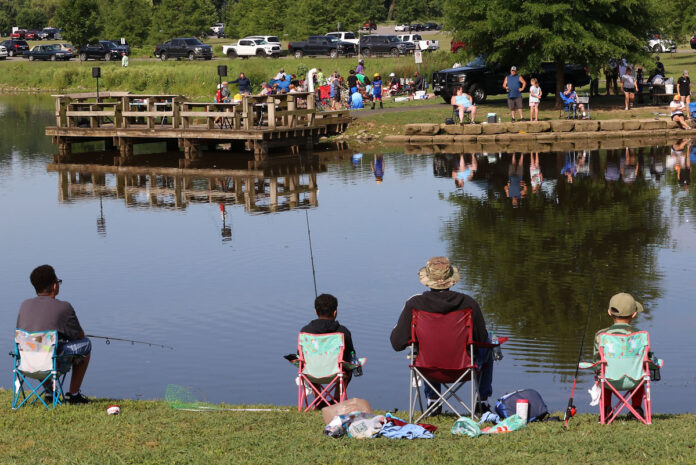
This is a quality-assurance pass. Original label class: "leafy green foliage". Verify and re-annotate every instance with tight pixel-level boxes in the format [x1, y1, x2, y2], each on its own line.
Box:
[54, 0, 101, 48]
[100, 0, 152, 47]
[0, 0, 17, 33]
[393, 0, 442, 23]
[16, 6, 47, 30]
[150, 0, 216, 43]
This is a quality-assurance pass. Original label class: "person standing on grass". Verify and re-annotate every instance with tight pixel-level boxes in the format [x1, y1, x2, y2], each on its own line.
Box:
[529, 78, 541, 121]
[502, 66, 526, 122]
[371, 73, 383, 110]
[121, 52, 128, 67]
[620, 67, 636, 111]
[16, 265, 91, 404]
[678, 70, 691, 117]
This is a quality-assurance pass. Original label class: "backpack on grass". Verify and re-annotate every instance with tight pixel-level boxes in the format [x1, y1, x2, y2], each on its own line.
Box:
[495, 389, 548, 422]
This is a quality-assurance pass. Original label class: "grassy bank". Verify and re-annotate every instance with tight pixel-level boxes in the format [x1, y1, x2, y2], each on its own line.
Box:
[0, 391, 694, 464]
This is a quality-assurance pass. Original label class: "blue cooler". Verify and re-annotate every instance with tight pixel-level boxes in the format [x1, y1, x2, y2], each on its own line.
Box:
[689, 102, 696, 119]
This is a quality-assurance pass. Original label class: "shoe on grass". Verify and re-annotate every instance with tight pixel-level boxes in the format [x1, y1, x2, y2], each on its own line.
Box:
[628, 406, 645, 421]
[65, 391, 89, 405]
[426, 398, 442, 416]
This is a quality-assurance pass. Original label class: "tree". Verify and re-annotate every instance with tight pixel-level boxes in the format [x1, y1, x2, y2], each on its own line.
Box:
[16, 7, 48, 29]
[101, 0, 152, 46]
[54, 0, 101, 51]
[222, 0, 287, 39]
[0, 0, 17, 34]
[393, 0, 442, 23]
[445, 0, 664, 107]
[150, 0, 217, 43]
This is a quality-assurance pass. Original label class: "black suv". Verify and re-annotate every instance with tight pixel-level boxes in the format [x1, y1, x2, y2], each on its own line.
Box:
[359, 35, 414, 57]
[79, 41, 127, 61]
[1, 39, 29, 57]
[154, 38, 213, 60]
[109, 39, 130, 56]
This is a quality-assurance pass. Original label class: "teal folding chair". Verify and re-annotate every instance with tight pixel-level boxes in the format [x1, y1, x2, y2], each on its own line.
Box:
[580, 331, 663, 424]
[11, 329, 71, 409]
[296, 332, 348, 412]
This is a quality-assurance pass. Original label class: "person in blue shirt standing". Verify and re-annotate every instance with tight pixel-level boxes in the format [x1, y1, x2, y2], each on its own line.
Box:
[371, 73, 383, 109]
[502, 66, 527, 122]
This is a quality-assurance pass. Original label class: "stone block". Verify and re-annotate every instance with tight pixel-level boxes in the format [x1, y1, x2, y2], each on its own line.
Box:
[599, 120, 623, 131]
[408, 135, 434, 143]
[622, 120, 641, 131]
[404, 124, 440, 136]
[432, 135, 455, 143]
[461, 124, 483, 135]
[481, 123, 506, 135]
[453, 135, 478, 142]
[599, 138, 625, 150]
[477, 134, 498, 143]
[525, 121, 551, 133]
[384, 135, 410, 142]
[639, 119, 668, 131]
[550, 120, 575, 132]
[573, 120, 599, 132]
[439, 124, 463, 135]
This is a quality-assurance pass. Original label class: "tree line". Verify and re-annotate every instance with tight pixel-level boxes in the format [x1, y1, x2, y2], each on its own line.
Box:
[0, 0, 443, 47]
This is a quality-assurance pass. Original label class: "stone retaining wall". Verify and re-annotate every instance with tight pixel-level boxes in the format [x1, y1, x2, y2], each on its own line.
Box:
[384, 120, 696, 146]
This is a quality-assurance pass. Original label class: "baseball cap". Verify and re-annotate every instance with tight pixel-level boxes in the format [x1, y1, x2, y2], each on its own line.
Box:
[608, 293, 644, 317]
[511, 66, 517, 71]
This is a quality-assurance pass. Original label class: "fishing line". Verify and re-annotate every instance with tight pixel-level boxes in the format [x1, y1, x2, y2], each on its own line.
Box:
[86, 334, 174, 350]
[305, 209, 318, 298]
[563, 272, 598, 430]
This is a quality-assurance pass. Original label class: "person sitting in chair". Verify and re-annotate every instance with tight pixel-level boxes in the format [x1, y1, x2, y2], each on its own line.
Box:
[301, 294, 356, 398]
[563, 83, 586, 118]
[16, 265, 91, 404]
[390, 256, 492, 416]
[451, 86, 477, 124]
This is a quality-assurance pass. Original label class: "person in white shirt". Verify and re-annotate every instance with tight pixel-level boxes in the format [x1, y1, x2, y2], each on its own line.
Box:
[670, 95, 689, 129]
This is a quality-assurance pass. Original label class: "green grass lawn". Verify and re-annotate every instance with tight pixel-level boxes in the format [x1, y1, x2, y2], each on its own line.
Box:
[0, 390, 694, 464]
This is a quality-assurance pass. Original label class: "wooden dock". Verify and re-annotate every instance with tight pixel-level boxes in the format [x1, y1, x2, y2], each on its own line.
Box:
[45, 92, 351, 160]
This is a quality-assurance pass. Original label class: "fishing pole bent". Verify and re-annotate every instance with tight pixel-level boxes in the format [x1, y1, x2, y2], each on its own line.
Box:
[563, 274, 597, 430]
[86, 334, 174, 350]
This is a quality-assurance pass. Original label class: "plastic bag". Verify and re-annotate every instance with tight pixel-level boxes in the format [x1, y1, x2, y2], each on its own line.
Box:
[481, 414, 527, 434]
[347, 415, 386, 439]
[451, 416, 482, 437]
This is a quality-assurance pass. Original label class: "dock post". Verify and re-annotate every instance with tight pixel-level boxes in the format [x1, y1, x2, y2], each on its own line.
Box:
[253, 140, 268, 161]
[58, 139, 72, 156]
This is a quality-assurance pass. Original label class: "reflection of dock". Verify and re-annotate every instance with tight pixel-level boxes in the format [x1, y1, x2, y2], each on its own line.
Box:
[47, 154, 325, 213]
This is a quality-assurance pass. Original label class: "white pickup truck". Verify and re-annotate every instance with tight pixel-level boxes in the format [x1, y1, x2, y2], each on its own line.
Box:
[222, 38, 281, 58]
[397, 34, 439, 51]
[325, 31, 359, 45]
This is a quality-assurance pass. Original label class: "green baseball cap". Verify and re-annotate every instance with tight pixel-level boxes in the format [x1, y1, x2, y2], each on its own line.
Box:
[608, 293, 644, 317]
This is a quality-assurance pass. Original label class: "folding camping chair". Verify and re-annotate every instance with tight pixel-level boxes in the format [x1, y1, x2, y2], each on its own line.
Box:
[296, 332, 348, 412]
[579, 331, 663, 425]
[11, 329, 72, 409]
[560, 93, 578, 119]
[408, 309, 506, 423]
[452, 105, 471, 124]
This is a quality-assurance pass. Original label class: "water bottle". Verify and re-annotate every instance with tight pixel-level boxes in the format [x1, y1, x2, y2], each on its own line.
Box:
[648, 352, 661, 381]
[497, 117, 501, 124]
[351, 351, 363, 376]
[491, 331, 503, 361]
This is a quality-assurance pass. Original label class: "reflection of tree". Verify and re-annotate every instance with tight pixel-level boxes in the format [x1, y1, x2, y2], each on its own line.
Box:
[442, 167, 669, 371]
[0, 95, 55, 166]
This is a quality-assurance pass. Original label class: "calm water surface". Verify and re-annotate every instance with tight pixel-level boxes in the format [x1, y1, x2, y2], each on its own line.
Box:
[1, 95, 694, 413]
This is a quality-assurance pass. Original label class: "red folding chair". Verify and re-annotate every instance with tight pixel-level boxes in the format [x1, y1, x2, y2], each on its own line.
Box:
[580, 331, 663, 425]
[296, 332, 347, 412]
[408, 309, 506, 423]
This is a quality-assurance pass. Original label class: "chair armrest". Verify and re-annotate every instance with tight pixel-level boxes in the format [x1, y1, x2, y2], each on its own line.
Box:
[473, 336, 509, 348]
[579, 360, 602, 370]
[648, 358, 664, 369]
[341, 357, 366, 370]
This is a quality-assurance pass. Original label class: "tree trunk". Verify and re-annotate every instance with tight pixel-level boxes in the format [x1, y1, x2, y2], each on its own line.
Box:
[555, 57, 564, 110]
[388, 0, 396, 21]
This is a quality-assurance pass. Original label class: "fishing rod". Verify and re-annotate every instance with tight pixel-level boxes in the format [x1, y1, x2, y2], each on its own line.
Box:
[87, 335, 174, 350]
[305, 210, 318, 298]
[563, 273, 597, 430]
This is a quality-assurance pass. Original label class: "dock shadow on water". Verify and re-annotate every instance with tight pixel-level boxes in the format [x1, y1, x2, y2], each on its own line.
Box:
[1, 94, 695, 414]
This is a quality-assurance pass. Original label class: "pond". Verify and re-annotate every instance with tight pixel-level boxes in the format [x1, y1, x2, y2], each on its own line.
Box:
[1, 94, 694, 414]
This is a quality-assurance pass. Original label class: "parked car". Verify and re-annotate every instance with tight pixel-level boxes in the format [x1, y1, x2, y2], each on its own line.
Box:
[288, 35, 356, 59]
[79, 40, 127, 61]
[0, 45, 7, 60]
[245, 35, 281, 46]
[210, 23, 225, 38]
[23, 44, 73, 61]
[431, 56, 590, 104]
[409, 24, 423, 32]
[691, 34, 696, 50]
[154, 37, 213, 60]
[25, 30, 37, 40]
[0, 39, 29, 57]
[451, 40, 466, 53]
[359, 21, 377, 32]
[223, 38, 280, 58]
[422, 22, 441, 31]
[57, 43, 74, 53]
[326, 31, 359, 45]
[10, 29, 26, 39]
[647, 36, 676, 53]
[109, 39, 130, 56]
[397, 34, 439, 51]
[394, 24, 409, 32]
[358, 34, 414, 57]
[38, 27, 60, 40]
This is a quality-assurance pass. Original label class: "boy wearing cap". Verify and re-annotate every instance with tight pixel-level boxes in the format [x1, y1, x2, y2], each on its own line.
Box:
[371, 74, 383, 109]
[390, 256, 492, 415]
[593, 293, 646, 418]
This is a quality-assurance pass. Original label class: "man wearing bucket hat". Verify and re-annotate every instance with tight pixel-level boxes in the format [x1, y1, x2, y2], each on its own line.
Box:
[592, 293, 649, 418]
[390, 256, 492, 415]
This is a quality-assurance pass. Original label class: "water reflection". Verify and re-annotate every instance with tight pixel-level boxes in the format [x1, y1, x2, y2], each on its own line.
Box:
[48, 152, 326, 216]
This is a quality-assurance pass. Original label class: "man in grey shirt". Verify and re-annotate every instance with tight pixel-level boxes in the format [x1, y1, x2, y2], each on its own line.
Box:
[17, 265, 91, 404]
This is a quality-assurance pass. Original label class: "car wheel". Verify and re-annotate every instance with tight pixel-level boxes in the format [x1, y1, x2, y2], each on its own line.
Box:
[257, 50, 265, 58]
[362, 48, 370, 58]
[653, 44, 661, 53]
[51, 54, 56, 61]
[294, 49, 303, 59]
[329, 49, 338, 59]
[188, 51, 195, 60]
[79, 52, 87, 61]
[469, 84, 487, 104]
[104, 52, 111, 61]
[160, 51, 167, 61]
[390, 47, 399, 58]
[227, 50, 236, 59]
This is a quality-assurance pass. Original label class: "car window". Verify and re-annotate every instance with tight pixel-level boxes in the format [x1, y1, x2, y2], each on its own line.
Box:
[184, 38, 203, 46]
[327, 37, 338, 43]
[414, 35, 422, 40]
[326, 33, 338, 38]
[388, 36, 399, 43]
[240, 40, 250, 46]
[268, 37, 279, 43]
[172, 40, 182, 47]
[465, 56, 487, 67]
[344, 32, 355, 39]
[255, 40, 267, 45]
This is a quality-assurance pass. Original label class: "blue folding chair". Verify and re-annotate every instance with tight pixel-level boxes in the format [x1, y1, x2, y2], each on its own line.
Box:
[11, 329, 72, 409]
[560, 94, 578, 119]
